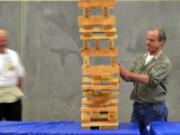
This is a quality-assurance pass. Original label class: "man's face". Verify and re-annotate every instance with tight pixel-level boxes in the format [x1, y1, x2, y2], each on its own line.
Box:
[0, 32, 8, 53]
[146, 30, 163, 55]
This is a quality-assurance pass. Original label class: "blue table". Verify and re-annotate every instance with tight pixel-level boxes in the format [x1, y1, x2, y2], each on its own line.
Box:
[146, 121, 180, 135]
[0, 121, 140, 135]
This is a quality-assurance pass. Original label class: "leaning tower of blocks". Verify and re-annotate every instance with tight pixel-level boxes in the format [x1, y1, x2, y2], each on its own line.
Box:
[78, 0, 120, 129]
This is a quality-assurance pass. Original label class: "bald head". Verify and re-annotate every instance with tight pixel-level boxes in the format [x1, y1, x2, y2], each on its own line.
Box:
[0, 29, 7, 35]
[0, 29, 8, 53]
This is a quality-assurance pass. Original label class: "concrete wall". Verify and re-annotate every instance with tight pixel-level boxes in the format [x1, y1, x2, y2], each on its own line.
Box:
[0, 1, 180, 122]
[0, 1, 21, 52]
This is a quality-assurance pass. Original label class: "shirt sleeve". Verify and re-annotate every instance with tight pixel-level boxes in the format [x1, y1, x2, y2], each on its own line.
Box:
[129, 54, 143, 72]
[148, 60, 172, 87]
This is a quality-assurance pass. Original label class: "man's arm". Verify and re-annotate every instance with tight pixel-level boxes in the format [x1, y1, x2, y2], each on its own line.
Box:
[17, 77, 23, 90]
[120, 64, 150, 85]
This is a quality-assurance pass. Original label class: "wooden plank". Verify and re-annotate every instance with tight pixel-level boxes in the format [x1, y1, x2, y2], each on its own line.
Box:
[104, 7, 109, 16]
[81, 114, 118, 122]
[79, 0, 116, 8]
[95, 40, 100, 49]
[82, 98, 118, 106]
[81, 112, 118, 122]
[82, 40, 89, 50]
[82, 90, 119, 97]
[79, 27, 116, 33]
[83, 56, 90, 66]
[82, 65, 119, 75]
[82, 112, 117, 118]
[78, 16, 116, 26]
[108, 39, 114, 49]
[111, 57, 116, 65]
[80, 34, 117, 40]
[83, 8, 89, 17]
[82, 112, 118, 118]
[82, 97, 110, 103]
[81, 48, 118, 57]
[81, 84, 119, 90]
[81, 106, 118, 112]
[81, 121, 118, 129]
[92, 75, 111, 80]
[82, 76, 119, 84]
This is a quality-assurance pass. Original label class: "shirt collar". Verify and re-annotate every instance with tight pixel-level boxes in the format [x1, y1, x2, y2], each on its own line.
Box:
[144, 51, 162, 60]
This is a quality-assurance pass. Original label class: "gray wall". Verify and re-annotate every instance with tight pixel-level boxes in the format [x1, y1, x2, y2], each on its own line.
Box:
[0, 1, 180, 122]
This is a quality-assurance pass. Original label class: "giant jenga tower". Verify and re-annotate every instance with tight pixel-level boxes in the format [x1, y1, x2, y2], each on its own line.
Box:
[78, 0, 120, 129]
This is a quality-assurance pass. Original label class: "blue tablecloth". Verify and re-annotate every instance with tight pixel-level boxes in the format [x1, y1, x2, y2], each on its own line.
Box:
[146, 121, 180, 135]
[0, 121, 140, 135]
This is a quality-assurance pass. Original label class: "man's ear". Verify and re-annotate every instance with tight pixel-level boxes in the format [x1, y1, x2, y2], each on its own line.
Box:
[161, 42, 164, 47]
[160, 40, 165, 47]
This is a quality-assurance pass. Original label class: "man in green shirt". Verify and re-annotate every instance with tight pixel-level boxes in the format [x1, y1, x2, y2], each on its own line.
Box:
[120, 28, 172, 133]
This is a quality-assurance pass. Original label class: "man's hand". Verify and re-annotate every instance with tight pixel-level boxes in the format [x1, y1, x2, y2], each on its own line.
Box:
[119, 64, 150, 84]
[119, 64, 131, 82]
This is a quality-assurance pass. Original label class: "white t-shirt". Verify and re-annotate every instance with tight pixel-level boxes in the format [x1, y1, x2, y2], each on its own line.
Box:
[145, 53, 155, 65]
[0, 49, 25, 87]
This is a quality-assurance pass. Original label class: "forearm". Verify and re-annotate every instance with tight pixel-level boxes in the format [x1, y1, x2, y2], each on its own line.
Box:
[120, 74, 131, 82]
[119, 64, 150, 84]
[128, 72, 150, 85]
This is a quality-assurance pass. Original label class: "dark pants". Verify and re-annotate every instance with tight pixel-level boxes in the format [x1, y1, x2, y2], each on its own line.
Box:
[0, 99, 22, 121]
[131, 101, 168, 133]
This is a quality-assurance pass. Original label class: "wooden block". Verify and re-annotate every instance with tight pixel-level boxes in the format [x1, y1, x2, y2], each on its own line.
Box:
[80, 34, 117, 40]
[81, 84, 119, 91]
[81, 112, 118, 122]
[104, 25, 113, 29]
[82, 65, 119, 76]
[81, 48, 118, 57]
[111, 57, 116, 65]
[83, 40, 89, 50]
[79, 0, 116, 8]
[81, 121, 118, 129]
[78, 16, 116, 27]
[83, 113, 118, 120]
[81, 106, 118, 112]
[82, 90, 119, 97]
[83, 32, 92, 37]
[104, 7, 109, 16]
[92, 75, 111, 80]
[82, 76, 119, 84]
[106, 32, 115, 37]
[79, 27, 116, 33]
[83, 8, 89, 17]
[95, 40, 100, 49]
[84, 26, 93, 29]
[82, 98, 118, 106]
[83, 56, 90, 66]
[82, 112, 118, 119]
[108, 39, 114, 49]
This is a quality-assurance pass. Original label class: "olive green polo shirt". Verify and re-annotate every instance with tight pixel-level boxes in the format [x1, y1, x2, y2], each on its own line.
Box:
[130, 52, 172, 103]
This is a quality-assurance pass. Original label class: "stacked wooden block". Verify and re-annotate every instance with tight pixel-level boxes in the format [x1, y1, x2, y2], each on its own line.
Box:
[78, 0, 120, 129]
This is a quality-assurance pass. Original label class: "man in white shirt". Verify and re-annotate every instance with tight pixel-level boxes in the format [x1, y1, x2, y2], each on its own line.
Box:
[0, 29, 25, 121]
